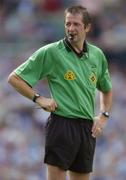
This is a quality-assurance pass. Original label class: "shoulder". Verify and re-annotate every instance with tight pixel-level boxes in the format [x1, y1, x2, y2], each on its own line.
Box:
[87, 42, 104, 55]
[87, 42, 108, 66]
[38, 40, 63, 52]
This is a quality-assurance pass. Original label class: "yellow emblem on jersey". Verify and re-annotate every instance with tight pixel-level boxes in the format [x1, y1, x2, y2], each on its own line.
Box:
[64, 70, 76, 80]
[89, 73, 96, 84]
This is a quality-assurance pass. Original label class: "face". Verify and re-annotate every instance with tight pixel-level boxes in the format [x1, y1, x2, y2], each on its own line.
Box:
[65, 12, 90, 43]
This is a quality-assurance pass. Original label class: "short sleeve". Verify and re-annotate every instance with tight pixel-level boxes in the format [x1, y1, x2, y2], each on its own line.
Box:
[14, 47, 53, 87]
[97, 52, 112, 92]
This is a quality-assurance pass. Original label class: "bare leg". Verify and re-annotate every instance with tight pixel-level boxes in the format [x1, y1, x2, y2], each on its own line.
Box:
[47, 164, 66, 180]
[68, 171, 90, 180]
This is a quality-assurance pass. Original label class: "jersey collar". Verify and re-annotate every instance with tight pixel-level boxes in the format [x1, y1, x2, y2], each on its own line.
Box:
[63, 37, 88, 58]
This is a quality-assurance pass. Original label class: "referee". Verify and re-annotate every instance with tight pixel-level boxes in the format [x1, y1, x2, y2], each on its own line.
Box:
[8, 5, 112, 180]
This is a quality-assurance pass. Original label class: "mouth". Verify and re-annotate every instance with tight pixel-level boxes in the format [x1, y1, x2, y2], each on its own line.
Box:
[68, 34, 76, 41]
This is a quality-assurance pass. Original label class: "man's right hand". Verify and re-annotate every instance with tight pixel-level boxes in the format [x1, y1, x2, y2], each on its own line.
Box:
[36, 96, 57, 112]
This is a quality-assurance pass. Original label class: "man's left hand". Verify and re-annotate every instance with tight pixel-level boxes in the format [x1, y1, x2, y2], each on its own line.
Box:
[91, 114, 108, 138]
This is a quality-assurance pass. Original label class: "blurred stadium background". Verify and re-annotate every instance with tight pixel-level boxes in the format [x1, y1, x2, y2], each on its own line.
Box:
[0, 0, 126, 179]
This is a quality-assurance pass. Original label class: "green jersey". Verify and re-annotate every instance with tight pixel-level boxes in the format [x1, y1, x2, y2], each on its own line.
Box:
[14, 38, 112, 120]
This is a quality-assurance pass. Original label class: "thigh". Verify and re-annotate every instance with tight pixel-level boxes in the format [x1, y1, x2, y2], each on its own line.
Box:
[69, 122, 96, 173]
[44, 114, 81, 170]
[68, 171, 90, 180]
[47, 164, 66, 180]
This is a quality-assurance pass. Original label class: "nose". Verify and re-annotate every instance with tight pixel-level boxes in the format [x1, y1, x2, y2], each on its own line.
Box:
[68, 24, 75, 31]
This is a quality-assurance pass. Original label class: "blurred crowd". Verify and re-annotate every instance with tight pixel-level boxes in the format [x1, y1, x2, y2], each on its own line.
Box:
[0, 0, 126, 179]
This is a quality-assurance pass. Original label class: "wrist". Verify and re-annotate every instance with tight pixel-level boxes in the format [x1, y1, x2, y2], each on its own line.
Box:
[99, 111, 110, 118]
[32, 93, 41, 103]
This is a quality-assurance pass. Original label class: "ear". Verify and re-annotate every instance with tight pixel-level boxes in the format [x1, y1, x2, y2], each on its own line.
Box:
[85, 23, 91, 33]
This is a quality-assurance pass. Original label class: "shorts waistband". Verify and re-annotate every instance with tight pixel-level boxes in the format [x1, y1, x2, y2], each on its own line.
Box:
[51, 113, 93, 125]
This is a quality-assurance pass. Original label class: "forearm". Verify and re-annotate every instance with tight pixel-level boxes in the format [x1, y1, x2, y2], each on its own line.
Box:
[100, 90, 112, 112]
[8, 72, 57, 112]
[8, 72, 35, 100]
[92, 90, 112, 137]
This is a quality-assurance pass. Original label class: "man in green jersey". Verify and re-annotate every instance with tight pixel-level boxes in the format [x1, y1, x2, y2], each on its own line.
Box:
[8, 5, 112, 180]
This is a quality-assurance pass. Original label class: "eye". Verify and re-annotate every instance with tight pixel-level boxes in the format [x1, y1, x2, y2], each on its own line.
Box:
[74, 22, 80, 27]
[65, 22, 71, 27]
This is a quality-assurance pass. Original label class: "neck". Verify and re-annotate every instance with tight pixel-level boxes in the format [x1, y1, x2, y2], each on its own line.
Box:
[69, 40, 84, 53]
[72, 43, 83, 53]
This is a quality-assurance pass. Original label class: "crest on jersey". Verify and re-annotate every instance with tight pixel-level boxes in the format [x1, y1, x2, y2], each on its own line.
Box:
[89, 73, 97, 85]
[64, 70, 76, 80]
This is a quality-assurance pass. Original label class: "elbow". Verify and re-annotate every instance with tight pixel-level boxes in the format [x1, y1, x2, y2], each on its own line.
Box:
[7, 73, 14, 84]
[7, 74, 11, 84]
[7, 72, 17, 86]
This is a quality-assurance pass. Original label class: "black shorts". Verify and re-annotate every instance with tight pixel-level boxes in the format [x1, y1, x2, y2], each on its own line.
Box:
[44, 113, 96, 173]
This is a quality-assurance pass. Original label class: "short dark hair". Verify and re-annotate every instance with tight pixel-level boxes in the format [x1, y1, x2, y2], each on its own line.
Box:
[64, 5, 91, 27]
